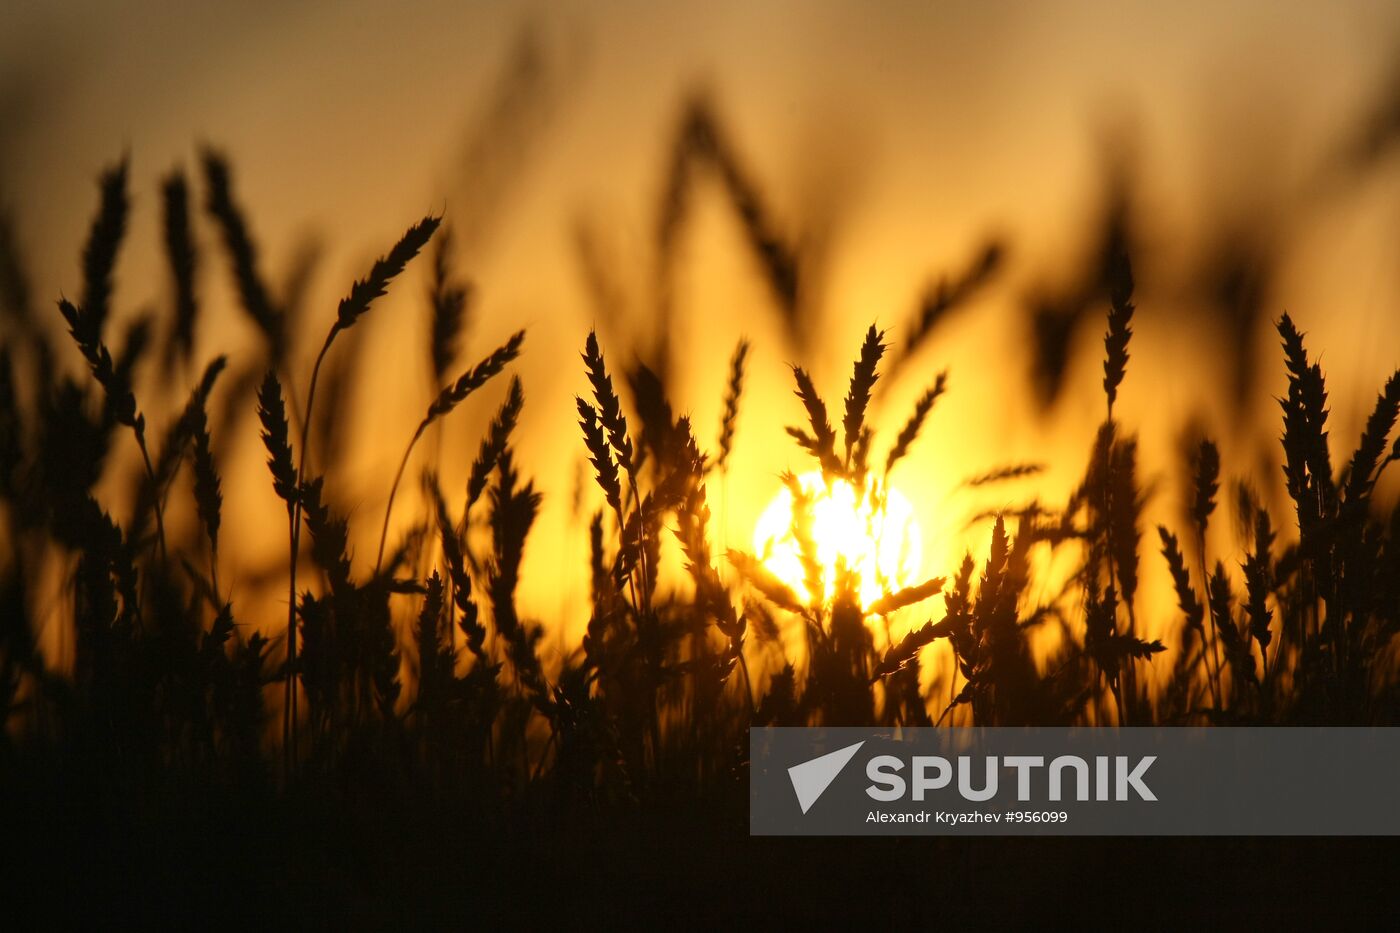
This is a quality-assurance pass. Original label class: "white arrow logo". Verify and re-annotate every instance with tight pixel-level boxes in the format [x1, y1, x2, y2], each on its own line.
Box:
[787, 741, 865, 814]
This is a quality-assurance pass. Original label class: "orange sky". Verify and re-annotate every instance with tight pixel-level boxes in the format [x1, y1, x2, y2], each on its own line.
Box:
[3, 0, 1399, 672]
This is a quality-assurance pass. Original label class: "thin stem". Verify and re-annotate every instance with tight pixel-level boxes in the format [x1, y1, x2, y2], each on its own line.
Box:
[1197, 545, 1224, 708]
[948, 651, 957, 710]
[736, 650, 757, 717]
[134, 427, 168, 564]
[1106, 671, 1127, 727]
[622, 472, 663, 778]
[1098, 433, 1138, 727]
[375, 425, 427, 574]
[208, 547, 221, 608]
[626, 471, 650, 612]
[283, 514, 295, 778]
[284, 326, 338, 774]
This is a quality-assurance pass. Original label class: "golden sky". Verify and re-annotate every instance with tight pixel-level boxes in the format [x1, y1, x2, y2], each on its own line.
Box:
[3, 0, 1399, 665]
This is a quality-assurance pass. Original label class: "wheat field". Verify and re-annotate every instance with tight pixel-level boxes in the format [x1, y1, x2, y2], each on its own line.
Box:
[4, 5, 1400, 924]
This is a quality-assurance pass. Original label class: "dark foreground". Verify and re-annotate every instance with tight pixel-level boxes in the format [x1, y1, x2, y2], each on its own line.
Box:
[4, 751, 1397, 930]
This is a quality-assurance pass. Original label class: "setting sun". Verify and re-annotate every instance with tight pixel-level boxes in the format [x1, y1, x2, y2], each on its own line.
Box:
[752, 471, 923, 610]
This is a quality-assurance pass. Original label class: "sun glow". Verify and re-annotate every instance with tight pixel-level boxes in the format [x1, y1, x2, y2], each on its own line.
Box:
[753, 471, 923, 610]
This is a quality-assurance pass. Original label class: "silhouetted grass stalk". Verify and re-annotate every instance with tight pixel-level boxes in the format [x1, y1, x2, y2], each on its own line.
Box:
[285, 215, 440, 770]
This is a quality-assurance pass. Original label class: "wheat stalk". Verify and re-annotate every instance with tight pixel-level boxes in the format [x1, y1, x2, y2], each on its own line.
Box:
[787, 366, 841, 477]
[201, 149, 284, 359]
[285, 213, 439, 768]
[842, 324, 886, 470]
[160, 170, 199, 368]
[465, 374, 525, 518]
[884, 372, 947, 478]
[1102, 246, 1134, 417]
[713, 338, 749, 473]
[376, 330, 524, 571]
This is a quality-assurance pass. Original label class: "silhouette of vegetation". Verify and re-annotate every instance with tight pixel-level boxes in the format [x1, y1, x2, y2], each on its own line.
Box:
[2, 87, 1399, 924]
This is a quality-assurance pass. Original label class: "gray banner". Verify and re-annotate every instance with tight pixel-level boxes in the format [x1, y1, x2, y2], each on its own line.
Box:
[750, 727, 1400, 835]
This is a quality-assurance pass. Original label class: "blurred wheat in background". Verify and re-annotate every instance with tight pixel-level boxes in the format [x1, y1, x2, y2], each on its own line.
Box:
[3, 0, 1400, 924]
